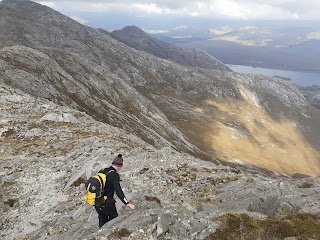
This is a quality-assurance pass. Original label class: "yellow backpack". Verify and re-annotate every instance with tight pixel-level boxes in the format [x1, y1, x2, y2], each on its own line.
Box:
[84, 173, 108, 206]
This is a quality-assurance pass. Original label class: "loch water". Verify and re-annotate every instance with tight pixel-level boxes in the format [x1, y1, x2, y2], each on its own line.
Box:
[229, 65, 320, 87]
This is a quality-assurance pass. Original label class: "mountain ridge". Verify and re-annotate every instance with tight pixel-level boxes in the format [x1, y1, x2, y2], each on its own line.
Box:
[110, 25, 231, 71]
[0, 45, 200, 154]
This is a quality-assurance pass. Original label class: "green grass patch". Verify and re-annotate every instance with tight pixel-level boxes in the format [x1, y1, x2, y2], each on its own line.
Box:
[109, 228, 132, 238]
[1, 128, 15, 137]
[71, 177, 86, 187]
[145, 195, 161, 204]
[206, 213, 320, 240]
[297, 181, 313, 188]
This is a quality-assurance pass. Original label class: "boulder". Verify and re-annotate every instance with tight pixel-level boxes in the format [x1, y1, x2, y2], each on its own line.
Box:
[40, 113, 79, 123]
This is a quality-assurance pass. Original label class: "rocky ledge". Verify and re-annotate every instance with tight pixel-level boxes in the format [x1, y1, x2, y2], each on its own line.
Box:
[1, 83, 320, 240]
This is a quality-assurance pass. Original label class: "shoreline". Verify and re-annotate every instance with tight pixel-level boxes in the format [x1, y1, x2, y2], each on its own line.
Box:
[227, 64, 320, 75]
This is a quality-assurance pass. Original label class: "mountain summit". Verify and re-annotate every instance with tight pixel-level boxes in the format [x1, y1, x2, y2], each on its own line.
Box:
[110, 26, 231, 71]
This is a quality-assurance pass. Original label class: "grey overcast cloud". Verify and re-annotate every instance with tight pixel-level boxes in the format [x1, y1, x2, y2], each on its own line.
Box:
[2, 0, 319, 30]
[33, 0, 320, 20]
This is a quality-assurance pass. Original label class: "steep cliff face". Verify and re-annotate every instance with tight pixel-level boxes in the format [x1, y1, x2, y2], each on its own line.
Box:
[110, 26, 231, 71]
[0, 0, 319, 176]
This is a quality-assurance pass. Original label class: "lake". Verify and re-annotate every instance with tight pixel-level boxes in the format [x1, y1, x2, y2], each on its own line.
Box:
[228, 65, 320, 87]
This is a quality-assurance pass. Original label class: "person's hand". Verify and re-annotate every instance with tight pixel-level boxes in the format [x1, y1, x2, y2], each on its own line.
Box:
[126, 203, 135, 209]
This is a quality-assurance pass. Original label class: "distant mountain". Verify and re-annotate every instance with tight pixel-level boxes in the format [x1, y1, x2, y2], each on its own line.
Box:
[291, 38, 320, 53]
[146, 25, 214, 40]
[149, 25, 320, 72]
[110, 26, 230, 71]
[1, 0, 320, 177]
[208, 26, 274, 47]
[207, 26, 316, 48]
[148, 24, 315, 48]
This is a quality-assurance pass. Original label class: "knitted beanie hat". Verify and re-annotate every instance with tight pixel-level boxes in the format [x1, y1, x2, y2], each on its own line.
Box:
[112, 154, 123, 167]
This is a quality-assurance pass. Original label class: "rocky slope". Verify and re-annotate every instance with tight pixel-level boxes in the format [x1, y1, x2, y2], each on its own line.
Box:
[110, 26, 230, 71]
[0, 44, 197, 154]
[0, 0, 320, 177]
[1, 83, 320, 240]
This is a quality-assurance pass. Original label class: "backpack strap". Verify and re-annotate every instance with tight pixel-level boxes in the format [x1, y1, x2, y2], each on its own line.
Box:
[101, 170, 115, 195]
[86, 183, 91, 191]
[96, 174, 105, 192]
[103, 170, 115, 185]
[93, 170, 114, 192]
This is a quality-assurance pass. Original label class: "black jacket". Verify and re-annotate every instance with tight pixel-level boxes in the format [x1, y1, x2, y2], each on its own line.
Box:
[99, 166, 129, 205]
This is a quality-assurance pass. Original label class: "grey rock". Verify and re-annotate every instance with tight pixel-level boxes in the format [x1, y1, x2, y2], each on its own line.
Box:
[248, 195, 281, 216]
[197, 203, 221, 214]
[189, 218, 207, 236]
[156, 213, 170, 237]
[197, 222, 221, 240]
[40, 113, 79, 123]
[169, 220, 189, 238]
[24, 128, 44, 138]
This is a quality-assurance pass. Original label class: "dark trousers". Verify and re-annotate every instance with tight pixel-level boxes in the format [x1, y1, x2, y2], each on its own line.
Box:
[95, 200, 118, 228]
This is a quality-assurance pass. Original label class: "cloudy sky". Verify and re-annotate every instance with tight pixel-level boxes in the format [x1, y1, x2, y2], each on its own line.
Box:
[32, 0, 320, 29]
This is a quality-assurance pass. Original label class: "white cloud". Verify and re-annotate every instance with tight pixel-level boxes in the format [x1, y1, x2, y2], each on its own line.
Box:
[145, 29, 170, 34]
[37, 1, 56, 8]
[133, 3, 170, 14]
[191, 0, 303, 20]
[70, 16, 88, 25]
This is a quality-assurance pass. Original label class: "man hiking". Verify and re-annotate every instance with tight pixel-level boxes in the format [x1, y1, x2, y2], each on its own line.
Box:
[95, 154, 135, 228]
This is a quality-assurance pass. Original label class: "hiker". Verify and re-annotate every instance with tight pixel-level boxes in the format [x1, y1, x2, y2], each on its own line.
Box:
[95, 154, 135, 228]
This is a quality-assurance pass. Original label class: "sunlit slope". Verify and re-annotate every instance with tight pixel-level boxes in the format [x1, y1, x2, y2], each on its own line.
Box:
[205, 99, 320, 177]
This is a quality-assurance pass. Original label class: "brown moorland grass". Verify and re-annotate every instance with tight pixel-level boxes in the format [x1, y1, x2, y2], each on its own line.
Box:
[204, 99, 320, 177]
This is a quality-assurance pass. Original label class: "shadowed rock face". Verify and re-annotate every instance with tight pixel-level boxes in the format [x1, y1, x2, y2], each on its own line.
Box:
[110, 26, 231, 71]
[0, 0, 320, 176]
